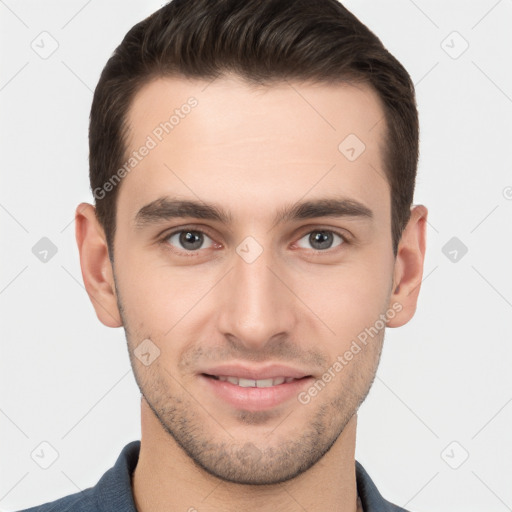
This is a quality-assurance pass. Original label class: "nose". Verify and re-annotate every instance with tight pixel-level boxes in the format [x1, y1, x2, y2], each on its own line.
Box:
[216, 240, 297, 352]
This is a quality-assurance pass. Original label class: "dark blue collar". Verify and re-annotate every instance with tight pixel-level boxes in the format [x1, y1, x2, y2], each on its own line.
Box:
[92, 440, 409, 512]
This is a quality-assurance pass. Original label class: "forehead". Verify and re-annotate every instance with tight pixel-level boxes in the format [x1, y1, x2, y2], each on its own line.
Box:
[119, 74, 389, 226]
[125, 73, 386, 152]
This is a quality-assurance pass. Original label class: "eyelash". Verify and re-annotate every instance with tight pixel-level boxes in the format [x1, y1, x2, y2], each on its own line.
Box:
[158, 226, 350, 257]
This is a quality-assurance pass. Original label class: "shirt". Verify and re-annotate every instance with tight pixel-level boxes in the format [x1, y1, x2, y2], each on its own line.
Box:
[17, 440, 411, 512]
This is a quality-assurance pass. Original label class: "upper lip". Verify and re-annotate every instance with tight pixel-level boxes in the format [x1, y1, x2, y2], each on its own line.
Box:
[201, 363, 311, 380]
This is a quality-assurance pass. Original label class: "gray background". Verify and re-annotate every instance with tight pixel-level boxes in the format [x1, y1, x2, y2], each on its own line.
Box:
[1, 1, 511, 510]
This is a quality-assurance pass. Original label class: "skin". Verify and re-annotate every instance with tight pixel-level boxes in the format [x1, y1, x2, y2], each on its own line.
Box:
[75, 74, 427, 512]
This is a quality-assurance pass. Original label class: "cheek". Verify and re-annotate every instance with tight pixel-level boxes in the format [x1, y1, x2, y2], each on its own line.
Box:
[292, 260, 392, 345]
[115, 255, 219, 348]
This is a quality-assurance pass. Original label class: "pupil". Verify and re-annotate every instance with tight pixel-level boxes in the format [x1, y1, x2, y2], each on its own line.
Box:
[311, 231, 332, 250]
[180, 231, 202, 250]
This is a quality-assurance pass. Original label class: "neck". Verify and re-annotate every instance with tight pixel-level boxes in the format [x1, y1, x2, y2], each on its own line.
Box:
[132, 398, 360, 512]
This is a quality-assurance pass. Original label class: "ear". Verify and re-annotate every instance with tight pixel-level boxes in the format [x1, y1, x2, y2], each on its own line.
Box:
[387, 204, 428, 328]
[75, 202, 123, 328]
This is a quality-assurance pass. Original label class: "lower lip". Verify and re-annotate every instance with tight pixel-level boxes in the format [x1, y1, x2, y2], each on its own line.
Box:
[200, 375, 313, 411]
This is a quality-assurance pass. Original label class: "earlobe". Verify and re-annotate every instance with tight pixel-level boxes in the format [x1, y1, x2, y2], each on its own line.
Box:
[75, 202, 123, 328]
[387, 204, 428, 328]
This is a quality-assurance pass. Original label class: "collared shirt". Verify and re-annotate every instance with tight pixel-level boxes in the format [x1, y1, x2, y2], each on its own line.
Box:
[17, 440, 411, 512]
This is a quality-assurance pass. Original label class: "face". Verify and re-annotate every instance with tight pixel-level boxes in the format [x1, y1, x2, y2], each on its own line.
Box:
[110, 74, 397, 484]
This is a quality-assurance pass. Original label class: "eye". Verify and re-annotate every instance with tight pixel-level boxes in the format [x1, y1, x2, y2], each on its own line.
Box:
[295, 229, 346, 251]
[164, 229, 215, 253]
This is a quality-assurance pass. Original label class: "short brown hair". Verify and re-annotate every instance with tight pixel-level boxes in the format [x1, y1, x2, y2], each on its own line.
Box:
[89, 0, 419, 260]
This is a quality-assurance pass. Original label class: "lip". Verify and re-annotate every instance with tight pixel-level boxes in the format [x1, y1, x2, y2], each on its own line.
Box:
[200, 363, 311, 381]
[199, 363, 314, 411]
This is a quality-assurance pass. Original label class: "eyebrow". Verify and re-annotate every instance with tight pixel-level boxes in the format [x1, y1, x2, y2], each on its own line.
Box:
[134, 195, 373, 230]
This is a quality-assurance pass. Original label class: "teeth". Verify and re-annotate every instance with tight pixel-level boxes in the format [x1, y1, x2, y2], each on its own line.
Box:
[214, 376, 296, 387]
[256, 378, 274, 388]
[238, 378, 256, 387]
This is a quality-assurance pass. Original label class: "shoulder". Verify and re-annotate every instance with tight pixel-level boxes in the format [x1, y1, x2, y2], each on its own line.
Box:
[13, 440, 141, 512]
[355, 460, 412, 512]
[15, 487, 98, 512]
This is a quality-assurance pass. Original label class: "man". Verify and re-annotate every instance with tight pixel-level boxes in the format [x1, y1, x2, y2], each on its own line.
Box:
[20, 0, 427, 510]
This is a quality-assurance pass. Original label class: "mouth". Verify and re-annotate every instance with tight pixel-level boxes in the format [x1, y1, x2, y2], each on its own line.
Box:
[203, 374, 307, 388]
[198, 365, 314, 411]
